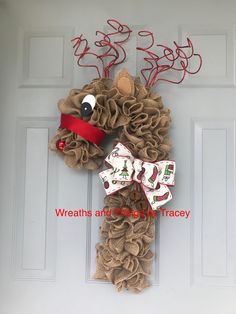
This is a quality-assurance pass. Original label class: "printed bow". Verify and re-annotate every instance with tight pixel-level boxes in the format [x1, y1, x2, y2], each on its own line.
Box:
[99, 143, 176, 210]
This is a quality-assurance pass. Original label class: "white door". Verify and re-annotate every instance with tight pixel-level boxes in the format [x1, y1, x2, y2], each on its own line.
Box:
[1, 1, 236, 313]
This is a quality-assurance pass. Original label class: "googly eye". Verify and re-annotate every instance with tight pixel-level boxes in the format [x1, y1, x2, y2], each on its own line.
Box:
[81, 94, 96, 117]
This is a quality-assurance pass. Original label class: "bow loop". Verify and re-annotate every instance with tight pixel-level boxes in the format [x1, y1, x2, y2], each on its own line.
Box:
[99, 143, 176, 210]
[112, 156, 134, 182]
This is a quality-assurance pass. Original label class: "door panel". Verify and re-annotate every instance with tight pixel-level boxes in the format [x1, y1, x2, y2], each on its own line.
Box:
[0, 1, 236, 314]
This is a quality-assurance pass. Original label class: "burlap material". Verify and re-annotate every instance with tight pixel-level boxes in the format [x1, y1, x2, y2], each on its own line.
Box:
[49, 75, 171, 292]
[94, 183, 155, 293]
[49, 77, 171, 168]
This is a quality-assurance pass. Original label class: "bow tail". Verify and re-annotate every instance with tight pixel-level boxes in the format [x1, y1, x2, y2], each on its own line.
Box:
[142, 184, 172, 211]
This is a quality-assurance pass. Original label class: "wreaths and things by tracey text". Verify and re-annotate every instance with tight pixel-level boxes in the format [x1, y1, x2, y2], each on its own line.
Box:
[54, 208, 191, 219]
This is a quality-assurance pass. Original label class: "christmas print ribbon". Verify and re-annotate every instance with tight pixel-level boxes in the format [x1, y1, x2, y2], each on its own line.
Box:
[99, 143, 176, 210]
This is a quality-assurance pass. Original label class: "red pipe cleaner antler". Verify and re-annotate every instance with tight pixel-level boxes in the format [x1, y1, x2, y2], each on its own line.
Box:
[137, 31, 202, 88]
[71, 19, 132, 78]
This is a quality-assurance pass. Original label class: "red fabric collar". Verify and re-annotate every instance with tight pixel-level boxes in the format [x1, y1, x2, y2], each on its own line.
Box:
[59, 114, 105, 145]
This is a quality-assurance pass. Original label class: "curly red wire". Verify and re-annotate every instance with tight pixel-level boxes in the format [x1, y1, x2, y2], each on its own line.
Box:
[137, 31, 202, 87]
[71, 19, 132, 78]
[71, 21, 202, 86]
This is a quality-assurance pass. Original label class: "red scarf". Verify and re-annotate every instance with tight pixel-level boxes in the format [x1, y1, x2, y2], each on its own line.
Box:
[60, 114, 105, 145]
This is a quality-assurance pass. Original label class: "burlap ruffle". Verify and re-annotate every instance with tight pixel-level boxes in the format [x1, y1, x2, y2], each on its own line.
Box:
[49, 77, 171, 169]
[94, 183, 155, 293]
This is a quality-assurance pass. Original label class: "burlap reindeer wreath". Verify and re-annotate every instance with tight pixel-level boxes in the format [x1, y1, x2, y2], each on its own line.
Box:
[50, 19, 202, 292]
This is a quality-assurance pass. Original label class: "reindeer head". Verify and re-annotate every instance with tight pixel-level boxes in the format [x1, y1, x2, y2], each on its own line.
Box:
[49, 19, 202, 170]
